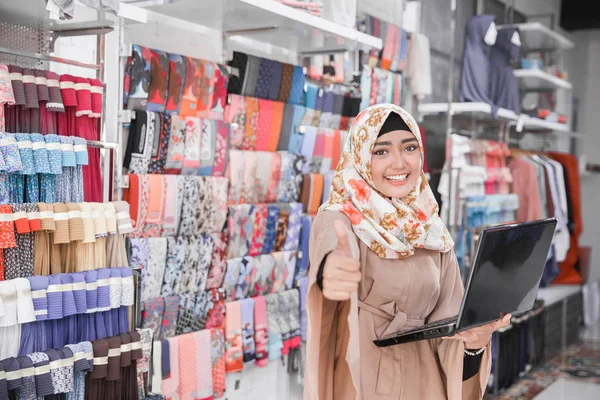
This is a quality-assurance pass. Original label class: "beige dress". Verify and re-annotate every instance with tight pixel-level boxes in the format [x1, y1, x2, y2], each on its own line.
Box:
[304, 211, 491, 400]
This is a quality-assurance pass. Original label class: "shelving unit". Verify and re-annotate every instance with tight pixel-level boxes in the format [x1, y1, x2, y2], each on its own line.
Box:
[497, 22, 574, 52]
[522, 116, 570, 132]
[514, 69, 572, 91]
[121, 0, 382, 55]
[418, 102, 520, 122]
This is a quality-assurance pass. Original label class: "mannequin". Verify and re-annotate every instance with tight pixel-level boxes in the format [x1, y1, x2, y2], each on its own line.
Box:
[489, 27, 521, 114]
[484, 22, 498, 46]
[459, 15, 499, 116]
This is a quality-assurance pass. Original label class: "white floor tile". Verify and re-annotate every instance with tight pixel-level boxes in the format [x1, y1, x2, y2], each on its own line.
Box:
[581, 319, 600, 341]
[533, 379, 600, 400]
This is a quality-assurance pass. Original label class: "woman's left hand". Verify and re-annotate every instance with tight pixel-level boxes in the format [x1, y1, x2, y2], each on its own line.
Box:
[444, 314, 512, 350]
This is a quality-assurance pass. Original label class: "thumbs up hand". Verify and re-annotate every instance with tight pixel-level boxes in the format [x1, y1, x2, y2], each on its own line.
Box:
[321, 220, 362, 301]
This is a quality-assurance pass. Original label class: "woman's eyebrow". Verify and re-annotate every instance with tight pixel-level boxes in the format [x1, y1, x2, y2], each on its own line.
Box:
[401, 138, 419, 144]
[373, 141, 391, 147]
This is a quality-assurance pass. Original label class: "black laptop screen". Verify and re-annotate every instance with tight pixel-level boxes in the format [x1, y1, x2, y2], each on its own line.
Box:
[458, 219, 557, 330]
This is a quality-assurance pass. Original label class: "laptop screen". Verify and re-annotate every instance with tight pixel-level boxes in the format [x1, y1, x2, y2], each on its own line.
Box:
[457, 219, 557, 330]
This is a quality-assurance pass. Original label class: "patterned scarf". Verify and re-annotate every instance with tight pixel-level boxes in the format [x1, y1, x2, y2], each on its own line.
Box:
[320, 104, 453, 259]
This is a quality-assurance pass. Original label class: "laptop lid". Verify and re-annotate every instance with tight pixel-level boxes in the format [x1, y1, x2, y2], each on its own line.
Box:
[456, 218, 558, 331]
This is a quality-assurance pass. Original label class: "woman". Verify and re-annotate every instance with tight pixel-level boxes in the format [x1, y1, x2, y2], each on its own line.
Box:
[305, 104, 510, 399]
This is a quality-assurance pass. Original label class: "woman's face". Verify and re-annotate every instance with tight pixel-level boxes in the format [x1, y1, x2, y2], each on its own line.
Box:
[370, 129, 422, 199]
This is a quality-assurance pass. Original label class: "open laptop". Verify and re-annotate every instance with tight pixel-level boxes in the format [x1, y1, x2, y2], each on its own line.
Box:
[373, 218, 557, 348]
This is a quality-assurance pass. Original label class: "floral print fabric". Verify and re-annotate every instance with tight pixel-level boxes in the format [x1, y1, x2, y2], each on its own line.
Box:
[320, 103, 454, 259]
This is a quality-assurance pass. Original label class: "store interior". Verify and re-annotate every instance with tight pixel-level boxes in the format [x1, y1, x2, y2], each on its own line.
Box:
[0, 0, 598, 399]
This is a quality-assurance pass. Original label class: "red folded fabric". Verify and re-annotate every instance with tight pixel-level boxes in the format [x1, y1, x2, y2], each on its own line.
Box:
[75, 76, 92, 117]
[89, 78, 103, 118]
[45, 71, 65, 112]
[34, 70, 50, 101]
[59, 74, 78, 107]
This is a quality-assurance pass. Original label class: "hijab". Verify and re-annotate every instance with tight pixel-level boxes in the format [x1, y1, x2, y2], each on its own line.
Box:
[320, 103, 453, 259]
[458, 14, 498, 116]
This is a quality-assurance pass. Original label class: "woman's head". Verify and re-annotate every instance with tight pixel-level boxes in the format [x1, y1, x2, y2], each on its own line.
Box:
[370, 112, 422, 199]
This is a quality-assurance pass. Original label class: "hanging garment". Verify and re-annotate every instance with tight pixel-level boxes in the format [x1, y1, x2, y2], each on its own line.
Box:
[181, 117, 202, 175]
[254, 152, 272, 203]
[212, 121, 230, 177]
[141, 298, 164, 340]
[227, 51, 248, 95]
[210, 328, 226, 399]
[165, 53, 186, 114]
[243, 97, 259, 151]
[255, 99, 273, 151]
[406, 33, 433, 100]
[164, 114, 186, 174]
[227, 149, 245, 204]
[148, 113, 171, 174]
[195, 330, 214, 399]
[489, 27, 520, 113]
[224, 94, 246, 150]
[146, 50, 170, 113]
[178, 176, 199, 236]
[265, 293, 283, 361]
[248, 204, 268, 257]
[178, 333, 197, 400]
[212, 176, 229, 231]
[253, 295, 268, 367]
[278, 104, 295, 151]
[266, 152, 282, 204]
[223, 258, 242, 302]
[162, 336, 179, 400]
[277, 63, 294, 103]
[196, 59, 215, 116]
[235, 256, 253, 300]
[262, 206, 280, 255]
[206, 232, 227, 289]
[160, 236, 185, 297]
[240, 298, 256, 363]
[208, 63, 229, 120]
[289, 65, 306, 105]
[127, 45, 152, 111]
[225, 302, 243, 373]
[179, 57, 202, 118]
[198, 119, 217, 176]
[227, 204, 252, 258]
[459, 15, 498, 115]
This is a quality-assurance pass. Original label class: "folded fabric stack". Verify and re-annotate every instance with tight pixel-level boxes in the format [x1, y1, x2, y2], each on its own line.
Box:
[0, 132, 88, 204]
[359, 65, 404, 110]
[0, 65, 103, 201]
[273, 0, 323, 16]
[358, 15, 408, 73]
[0, 267, 134, 360]
[124, 46, 229, 121]
[227, 52, 306, 106]
[303, 84, 361, 131]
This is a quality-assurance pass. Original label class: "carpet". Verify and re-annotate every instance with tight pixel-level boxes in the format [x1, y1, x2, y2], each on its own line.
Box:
[485, 341, 600, 399]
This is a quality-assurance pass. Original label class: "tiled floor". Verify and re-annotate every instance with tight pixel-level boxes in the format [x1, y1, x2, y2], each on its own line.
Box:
[494, 319, 600, 400]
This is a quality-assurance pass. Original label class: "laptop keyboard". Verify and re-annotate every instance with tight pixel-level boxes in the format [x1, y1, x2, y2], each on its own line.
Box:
[406, 316, 458, 333]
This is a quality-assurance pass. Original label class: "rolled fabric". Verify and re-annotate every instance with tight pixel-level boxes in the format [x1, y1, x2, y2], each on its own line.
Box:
[46, 347, 74, 394]
[96, 268, 112, 312]
[91, 202, 108, 238]
[46, 274, 64, 321]
[27, 352, 53, 396]
[45, 71, 64, 112]
[65, 342, 89, 400]
[113, 200, 133, 235]
[13, 278, 36, 324]
[44, 134, 63, 175]
[109, 268, 122, 310]
[120, 267, 134, 307]
[0, 204, 16, 250]
[30, 133, 51, 174]
[0, 133, 23, 173]
[0, 281, 18, 327]
[84, 270, 99, 314]
[159, 295, 179, 340]
[72, 137, 88, 166]
[289, 65, 305, 105]
[15, 133, 34, 176]
[60, 135, 76, 167]
[59, 74, 77, 107]
[34, 69, 49, 101]
[164, 114, 185, 174]
[26, 203, 41, 233]
[0, 359, 8, 400]
[27, 276, 49, 321]
[103, 202, 117, 235]
[89, 78, 103, 118]
[66, 202, 84, 241]
[52, 203, 70, 244]
[72, 272, 87, 315]
[86, 339, 110, 400]
[3, 357, 22, 392]
[78, 202, 95, 244]
[243, 97, 259, 150]
[8, 65, 25, 105]
[106, 335, 121, 381]
[22, 68, 39, 109]
[11, 203, 30, 234]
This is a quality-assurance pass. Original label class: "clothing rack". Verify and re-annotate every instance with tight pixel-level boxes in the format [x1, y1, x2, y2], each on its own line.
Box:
[0, 46, 102, 70]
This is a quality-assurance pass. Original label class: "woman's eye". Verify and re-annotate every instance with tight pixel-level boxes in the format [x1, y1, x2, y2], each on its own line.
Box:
[373, 149, 387, 156]
[405, 145, 418, 152]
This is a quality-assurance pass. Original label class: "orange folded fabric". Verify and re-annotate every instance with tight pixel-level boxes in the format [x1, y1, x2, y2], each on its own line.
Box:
[267, 101, 285, 152]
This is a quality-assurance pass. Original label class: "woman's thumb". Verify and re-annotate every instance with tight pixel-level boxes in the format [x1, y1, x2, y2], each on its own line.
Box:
[334, 220, 352, 257]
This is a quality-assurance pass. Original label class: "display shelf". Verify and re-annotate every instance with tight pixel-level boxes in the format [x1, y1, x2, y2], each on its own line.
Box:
[417, 102, 520, 121]
[497, 22, 574, 52]
[120, 0, 382, 54]
[537, 285, 582, 307]
[522, 116, 570, 133]
[514, 69, 572, 91]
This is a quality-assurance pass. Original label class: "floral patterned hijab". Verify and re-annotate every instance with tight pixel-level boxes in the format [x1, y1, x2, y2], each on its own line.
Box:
[320, 103, 453, 259]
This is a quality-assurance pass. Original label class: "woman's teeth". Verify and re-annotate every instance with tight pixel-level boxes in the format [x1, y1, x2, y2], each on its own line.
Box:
[385, 174, 408, 181]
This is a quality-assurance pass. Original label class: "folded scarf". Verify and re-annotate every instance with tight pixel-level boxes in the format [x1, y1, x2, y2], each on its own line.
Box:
[225, 302, 243, 373]
[146, 49, 170, 112]
[240, 298, 256, 363]
[165, 53, 186, 114]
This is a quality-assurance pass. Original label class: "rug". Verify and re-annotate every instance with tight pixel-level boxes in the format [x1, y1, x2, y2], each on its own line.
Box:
[485, 341, 600, 399]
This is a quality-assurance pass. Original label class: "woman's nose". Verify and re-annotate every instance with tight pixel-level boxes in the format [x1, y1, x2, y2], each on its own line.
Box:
[391, 153, 407, 170]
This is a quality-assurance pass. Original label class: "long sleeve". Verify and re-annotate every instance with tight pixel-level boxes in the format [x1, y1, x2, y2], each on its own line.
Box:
[428, 250, 492, 400]
[304, 211, 360, 400]
[508, 156, 542, 222]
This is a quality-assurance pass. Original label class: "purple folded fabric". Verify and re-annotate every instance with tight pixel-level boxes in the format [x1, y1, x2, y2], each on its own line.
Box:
[22, 68, 39, 109]
[28, 352, 53, 396]
[15, 356, 35, 400]
[72, 272, 87, 314]
[0, 360, 8, 400]
[47, 275, 64, 320]
[26, 276, 49, 321]
[3, 357, 21, 391]
[85, 270, 99, 313]
[96, 268, 112, 312]
[60, 273, 77, 317]
[161, 339, 170, 379]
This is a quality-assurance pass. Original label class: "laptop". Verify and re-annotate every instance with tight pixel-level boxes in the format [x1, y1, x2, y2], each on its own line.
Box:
[373, 218, 558, 348]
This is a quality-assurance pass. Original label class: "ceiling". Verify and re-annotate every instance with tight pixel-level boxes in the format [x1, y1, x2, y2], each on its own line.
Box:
[560, 0, 600, 31]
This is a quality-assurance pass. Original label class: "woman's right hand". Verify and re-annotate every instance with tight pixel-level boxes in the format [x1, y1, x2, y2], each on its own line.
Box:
[321, 220, 362, 301]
